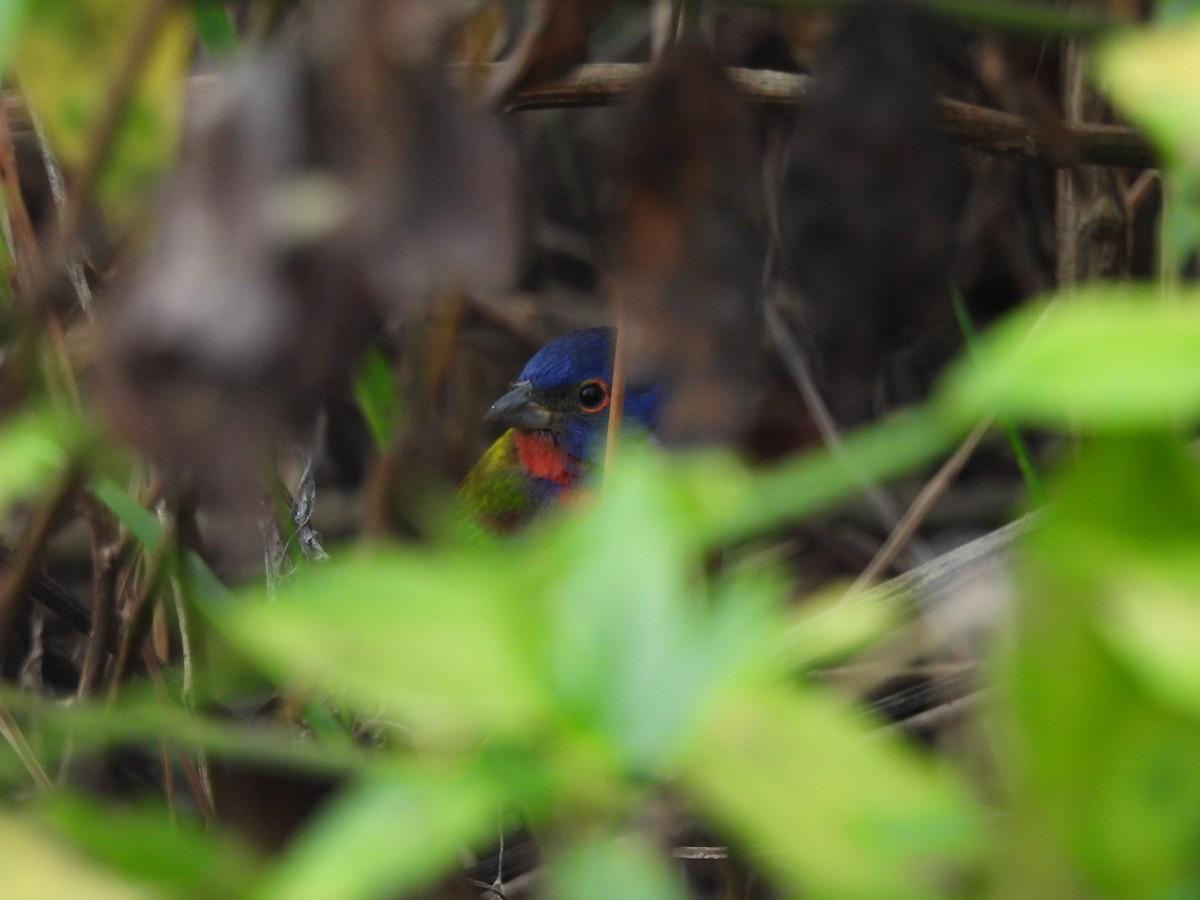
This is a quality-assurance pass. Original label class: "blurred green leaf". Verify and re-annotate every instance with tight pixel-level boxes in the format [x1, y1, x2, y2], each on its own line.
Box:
[0, 405, 82, 517]
[1097, 18, 1200, 168]
[16, 0, 192, 221]
[1101, 583, 1200, 718]
[253, 766, 514, 900]
[775, 586, 902, 672]
[353, 346, 402, 452]
[89, 474, 161, 548]
[669, 407, 959, 546]
[0, 685, 375, 781]
[39, 793, 260, 897]
[539, 449, 777, 774]
[939, 287, 1200, 429]
[190, 0, 238, 59]
[1157, 0, 1200, 21]
[998, 435, 1200, 896]
[0, 813, 155, 899]
[549, 835, 691, 900]
[681, 685, 976, 899]
[0, 0, 30, 70]
[218, 549, 551, 743]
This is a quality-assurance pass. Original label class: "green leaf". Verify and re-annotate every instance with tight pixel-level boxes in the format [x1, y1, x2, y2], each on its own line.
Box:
[1100, 583, 1200, 718]
[190, 0, 238, 59]
[89, 474, 161, 548]
[0, 0, 31, 70]
[774, 586, 902, 672]
[0, 405, 82, 517]
[539, 449, 776, 774]
[670, 407, 959, 546]
[16, 0, 192, 221]
[218, 548, 551, 743]
[681, 685, 976, 899]
[549, 835, 691, 900]
[0, 685, 375, 780]
[0, 813, 155, 900]
[997, 435, 1200, 896]
[1097, 18, 1200, 168]
[353, 346, 402, 451]
[91, 475, 229, 608]
[939, 287, 1200, 429]
[253, 767, 512, 900]
[39, 793, 260, 897]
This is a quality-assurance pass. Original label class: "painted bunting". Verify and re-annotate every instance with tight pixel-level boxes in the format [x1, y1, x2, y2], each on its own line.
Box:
[461, 327, 661, 531]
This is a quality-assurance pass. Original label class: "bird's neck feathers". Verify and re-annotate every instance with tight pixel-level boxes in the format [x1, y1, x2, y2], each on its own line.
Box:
[513, 430, 578, 486]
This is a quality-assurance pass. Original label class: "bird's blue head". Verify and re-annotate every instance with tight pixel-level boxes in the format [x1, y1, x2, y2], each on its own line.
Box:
[485, 327, 661, 466]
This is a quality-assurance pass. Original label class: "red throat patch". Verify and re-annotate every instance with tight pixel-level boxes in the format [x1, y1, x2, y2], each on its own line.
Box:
[513, 431, 576, 486]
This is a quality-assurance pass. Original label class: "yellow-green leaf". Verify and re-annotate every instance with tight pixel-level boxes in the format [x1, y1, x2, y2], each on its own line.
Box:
[1097, 19, 1200, 168]
[16, 0, 192, 222]
[939, 286, 1200, 430]
[682, 685, 976, 899]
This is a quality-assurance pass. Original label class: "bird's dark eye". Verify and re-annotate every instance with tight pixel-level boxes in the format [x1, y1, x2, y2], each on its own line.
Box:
[577, 380, 609, 413]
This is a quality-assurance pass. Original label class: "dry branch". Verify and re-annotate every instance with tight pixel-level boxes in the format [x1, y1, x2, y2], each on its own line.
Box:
[496, 63, 1155, 168]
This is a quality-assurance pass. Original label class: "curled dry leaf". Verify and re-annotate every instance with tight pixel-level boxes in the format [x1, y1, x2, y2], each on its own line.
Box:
[778, 0, 967, 424]
[608, 43, 766, 445]
[99, 0, 521, 498]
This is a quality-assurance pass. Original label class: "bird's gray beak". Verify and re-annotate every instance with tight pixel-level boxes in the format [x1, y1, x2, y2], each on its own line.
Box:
[484, 381, 554, 430]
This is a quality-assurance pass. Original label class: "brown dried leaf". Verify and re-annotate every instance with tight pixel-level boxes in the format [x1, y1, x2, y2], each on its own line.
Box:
[99, 0, 522, 497]
[608, 43, 766, 445]
[777, 0, 967, 424]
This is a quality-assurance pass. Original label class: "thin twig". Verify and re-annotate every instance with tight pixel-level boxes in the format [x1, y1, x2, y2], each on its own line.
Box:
[78, 548, 118, 697]
[672, 846, 730, 860]
[848, 421, 991, 595]
[765, 299, 932, 567]
[107, 520, 177, 699]
[26, 104, 95, 319]
[889, 690, 986, 734]
[77, 493, 122, 697]
[604, 301, 628, 478]
[0, 707, 53, 790]
[0, 102, 44, 297]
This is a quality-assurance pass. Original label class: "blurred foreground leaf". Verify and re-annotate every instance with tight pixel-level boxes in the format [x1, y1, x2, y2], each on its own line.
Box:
[218, 549, 551, 744]
[998, 435, 1200, 896]
[0, 0, 30, 69]
[1097, 18, 1200, 168]
[550, 835, 691, 900]
[667, 407, 959, 546]
[940, 287, 1200, 429]
[681, 685, 976, 899]
[1100, 585, 1200, 717]
[539, 450, 776, 774]
[775, 585, 902, 672]
[0, 686, 374, 783]
[255, 767, 515, 900]
[39, 793, 259, 897]
[0, 405, 84, 517]
[0, 812, 154, 899]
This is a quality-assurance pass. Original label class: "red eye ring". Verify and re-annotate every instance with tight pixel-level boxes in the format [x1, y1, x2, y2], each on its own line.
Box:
[577, 379, 610, 413]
